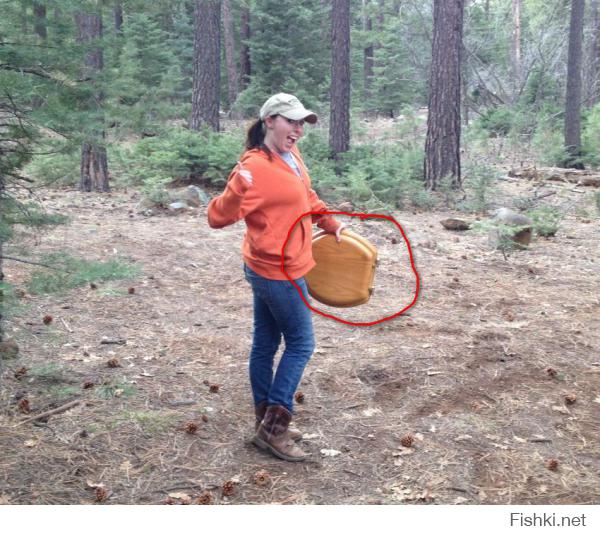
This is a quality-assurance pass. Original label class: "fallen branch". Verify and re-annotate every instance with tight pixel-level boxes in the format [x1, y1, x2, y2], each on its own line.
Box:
[14, 399, 82, 427]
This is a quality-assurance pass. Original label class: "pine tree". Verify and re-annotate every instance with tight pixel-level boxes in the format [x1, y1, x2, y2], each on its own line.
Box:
[424, 0, 464, 190]
[237, 0, 330, 115]
[563, 0, 585, 169]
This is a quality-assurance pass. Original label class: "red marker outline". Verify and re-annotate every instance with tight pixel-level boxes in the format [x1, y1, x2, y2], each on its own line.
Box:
[280, 211, 420, 326]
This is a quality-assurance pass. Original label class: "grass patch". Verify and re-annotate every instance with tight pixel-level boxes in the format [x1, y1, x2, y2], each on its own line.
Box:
[26, 253, 139, 295]
[28, 363, 68, 383]
[46, 385, 80, 399]
[96, 381, 137, 399]
[117, 410, 173, 434]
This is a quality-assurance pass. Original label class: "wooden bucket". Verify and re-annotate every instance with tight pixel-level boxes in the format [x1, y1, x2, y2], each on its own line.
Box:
[305, 229, 378, 308]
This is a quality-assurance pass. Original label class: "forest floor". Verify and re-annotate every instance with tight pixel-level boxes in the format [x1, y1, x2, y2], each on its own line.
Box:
[1, 164, 600, 505]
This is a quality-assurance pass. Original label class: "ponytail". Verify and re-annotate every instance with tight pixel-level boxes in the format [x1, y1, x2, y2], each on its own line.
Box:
[245, 118, 273, 160]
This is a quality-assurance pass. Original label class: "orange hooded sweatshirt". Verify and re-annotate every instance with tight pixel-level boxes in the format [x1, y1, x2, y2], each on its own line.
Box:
[207, 146, 341, 280]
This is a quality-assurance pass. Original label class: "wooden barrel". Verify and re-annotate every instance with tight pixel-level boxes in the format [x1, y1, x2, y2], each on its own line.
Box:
[305, 229, 377, 308]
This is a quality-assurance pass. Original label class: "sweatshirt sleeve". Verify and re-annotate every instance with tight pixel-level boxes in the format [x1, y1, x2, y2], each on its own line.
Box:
[207, 167, 251, 229]
[307, 187, 342, 234]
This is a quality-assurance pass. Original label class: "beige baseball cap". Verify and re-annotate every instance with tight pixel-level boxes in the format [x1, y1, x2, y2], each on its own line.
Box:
[259, 93, 318, 124]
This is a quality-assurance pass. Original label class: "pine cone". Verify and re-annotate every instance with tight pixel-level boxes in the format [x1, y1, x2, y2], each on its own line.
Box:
[107, 358, 121, 368]
[43, 315, 53, 325]
[222, 481, 235, 497]
[184, 421, 198, 434]
[546, 367, 558, 378]
[128, 287, 135, 294]
[95, 487, 108, 502]
[546, 459, 559, 471]
[196, 491, 213, 505]
[294, 391, 305, 404]
[253, 470, 271, 487]
[209, 383, 220, 393]
[18, 398, 30, 414]
[14, 367, 27, 380]
[400, 434, 414, 448]
[83, 380, 95, 389]
[564, 394, 577, 405]
[201, 414, 209, 423]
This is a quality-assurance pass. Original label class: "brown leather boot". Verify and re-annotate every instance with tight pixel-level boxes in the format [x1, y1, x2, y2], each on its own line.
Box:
[255, 401, 302, 441]
[252, 405, 308, 462]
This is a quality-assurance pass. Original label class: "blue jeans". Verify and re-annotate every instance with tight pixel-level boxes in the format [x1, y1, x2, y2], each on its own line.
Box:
[243, 264, 315, 413]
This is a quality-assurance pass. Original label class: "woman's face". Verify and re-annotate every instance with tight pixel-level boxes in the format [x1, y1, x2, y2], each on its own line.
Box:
[263, 115, 305, 153]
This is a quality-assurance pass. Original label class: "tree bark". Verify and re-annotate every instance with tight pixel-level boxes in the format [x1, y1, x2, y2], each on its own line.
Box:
[239, 3, 251, 90]
[330, 0, 351, 157]
[511, 0, 522, 101]
[424, 0, 464, 190]
[0, 172, 5, 343]
[363, 0, 374, 104]
[33, 2, 47, 39]
[587, 0, 600, 106]
[564, 0, 585, 169]
[75, 10, 109, 191]
[222, 0, 238, 108]
[189, 0, 221, 132]
[114, 2, 123, 34]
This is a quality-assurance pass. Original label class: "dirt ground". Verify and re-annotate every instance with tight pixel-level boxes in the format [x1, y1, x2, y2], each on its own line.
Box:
[1, 172, 599, 505]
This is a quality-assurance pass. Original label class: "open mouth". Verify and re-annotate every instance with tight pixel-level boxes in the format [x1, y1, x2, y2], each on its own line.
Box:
[286, 135, 298, 145]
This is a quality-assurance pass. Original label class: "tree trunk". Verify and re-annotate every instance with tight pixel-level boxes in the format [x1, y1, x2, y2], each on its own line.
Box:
[75, 10, 109, 191]
[330, 0, 351, 158]
[424, 0, 464, 190]
[564, 0, 585, 169]
[189, 0, 221, 132]
[363, 0, 374, 104]
[511, 0, 522, 101]
[222, 0, 238, 108]
[239, 3, 251, 90]
[114, 3, 123, 34]
[0, 172, 5, 343]
[587, 0, 600, 106]
[33, 2, 47, 39]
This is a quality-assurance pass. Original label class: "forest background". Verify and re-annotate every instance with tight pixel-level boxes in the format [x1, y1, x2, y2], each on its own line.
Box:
[0, 0, 600, 506]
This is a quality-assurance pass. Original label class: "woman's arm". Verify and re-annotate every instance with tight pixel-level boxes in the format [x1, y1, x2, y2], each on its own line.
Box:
[207, 161, 253, 229]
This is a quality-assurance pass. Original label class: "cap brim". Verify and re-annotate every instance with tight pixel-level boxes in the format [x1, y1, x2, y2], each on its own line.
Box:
[281, 109, 318, 124]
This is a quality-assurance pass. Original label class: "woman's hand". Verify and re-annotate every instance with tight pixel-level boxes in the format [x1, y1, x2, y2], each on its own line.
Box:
[237, 160, 253, 185]
[335, 223, 346, 243]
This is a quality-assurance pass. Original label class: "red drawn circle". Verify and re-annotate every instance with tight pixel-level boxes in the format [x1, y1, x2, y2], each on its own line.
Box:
[280, 211, 420, 326]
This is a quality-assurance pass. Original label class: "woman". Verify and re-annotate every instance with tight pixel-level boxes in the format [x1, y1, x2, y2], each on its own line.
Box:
[207, 93, 343, 462]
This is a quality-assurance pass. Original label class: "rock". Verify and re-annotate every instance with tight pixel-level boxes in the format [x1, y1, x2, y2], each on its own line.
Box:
[186, 185, 210, 207]
[168, 201, 187, 213]
[489, 207, 533, 249]
[440, 218, 471, 231]
[0, 339, 19, 360]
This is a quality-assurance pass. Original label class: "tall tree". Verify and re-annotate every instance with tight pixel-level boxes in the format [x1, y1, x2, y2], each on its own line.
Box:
[330, 0, 351, 157]
[587, 0, 600, 106]
[563, 0, 585, 169]
[189, 0, 221, 132]
[239, 2, 251, 90]
[33, 2, 47, 39]
[222, 0, 238, 108]
[114, 2, 123, 34]
[424, 0, 464, 190]
[363, 0, 374, 105]
[75, 9, 109, 192]
[510, 0, 522, 100]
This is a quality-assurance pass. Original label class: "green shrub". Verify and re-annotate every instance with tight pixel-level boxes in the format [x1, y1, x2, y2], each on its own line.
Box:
[582, 104, 600, 167]
[479, 106, 513, 136]
[26, 253, 139, 295]
[111, 126, 243, 191]
[459, 163, 499, 213]
[528, 206, 562, 237]
[531, 115, 569, 166]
